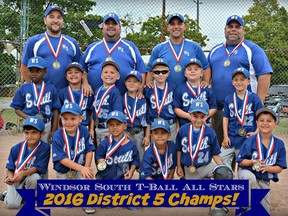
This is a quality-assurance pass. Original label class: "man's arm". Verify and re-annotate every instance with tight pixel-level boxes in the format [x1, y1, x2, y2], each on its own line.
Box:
[20, 64, 31, 82]
[257, 73, 271, 103]
[202, 67, 211, 86]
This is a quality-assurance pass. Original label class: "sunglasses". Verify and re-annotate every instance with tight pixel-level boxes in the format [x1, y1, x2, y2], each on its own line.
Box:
[152, 70, 169, 75]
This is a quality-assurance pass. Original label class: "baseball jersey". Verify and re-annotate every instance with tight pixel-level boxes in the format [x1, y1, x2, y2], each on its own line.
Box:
[10, 82, 61, 119]
[147, 39, 209, 87]
[95, 138, 140, 180]
[52, 125, 95, 173]
[223, 91, 264, 149]
[6, 140, 50, 175]
[58, 86, 93, 126]
[176, 123, 220, 167]
[140, 141, 176, 180]
[174, 82, 217, 125]
[22, 32, 81, 90]
[90, 85, 123, 123]
[81, 38, 146, 95]
[144, 82, 176, 121]
[236, 134, 287, 182]
[208, 39, 272, 109]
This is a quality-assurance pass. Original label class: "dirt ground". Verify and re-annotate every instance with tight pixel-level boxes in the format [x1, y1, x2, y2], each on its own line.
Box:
[0, 133, 287, 216]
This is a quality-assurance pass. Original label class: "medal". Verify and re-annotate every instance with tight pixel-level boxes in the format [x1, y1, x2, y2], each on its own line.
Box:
[233, 91, 249, 136]
[97, 161, 107, 171]
[223, 59, 230, 67]
[224, 38, 244, 65]
[103, 37, 122, 62]
[238, 127, 247, 136]
[44, 32, 63, 69]
[189, 165, 197, 173]
[174, 64, 182, 72]
[252, 161, 262, 172]
[66, 170, 75, 179]
[105, 56, 113, 61]
[36, 112, 44, 119]
[52, 60, 60, 69]
[124, 93, 138, 127]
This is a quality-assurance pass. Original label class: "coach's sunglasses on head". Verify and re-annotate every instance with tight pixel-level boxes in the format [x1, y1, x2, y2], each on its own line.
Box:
[152, 70, 169, 75]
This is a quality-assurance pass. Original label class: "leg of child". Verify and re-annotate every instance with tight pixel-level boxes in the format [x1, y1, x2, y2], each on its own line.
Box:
[220, 147, 235, 172]
[4, 183, 22, 209]
[130, 130, 144, 164]
[41, 121, 51, 143]
[169, 123, 177, 143]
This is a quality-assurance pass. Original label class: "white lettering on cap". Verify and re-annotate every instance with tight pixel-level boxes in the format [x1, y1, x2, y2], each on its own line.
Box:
[30, 118, 38, 123]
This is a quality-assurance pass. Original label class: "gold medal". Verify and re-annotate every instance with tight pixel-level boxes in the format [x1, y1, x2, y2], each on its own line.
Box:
[223, 59, 230, 67]
[52, 60, 60, 69]
[189, 165, 197, 173]
[238, 127, 247, 136]
[174, 64, 182, 72]
[97, 161, 107, 171]
[36, 112, 44, 119]
[253, 161, 262, 171]
[105, 56, 113, 61]
[66, 170, 75, 179]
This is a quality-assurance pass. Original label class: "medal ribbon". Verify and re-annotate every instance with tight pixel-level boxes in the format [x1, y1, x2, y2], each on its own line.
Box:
[152, 142, 169, 180]
[44, 32, 63, 59]
[68, 86, 84, 109]
[168, 38, 184, 63]
[15, 141, 41, 174]
[186, 81, 201, 98]
[153, 81, 168, 116]
[188, 125, 205, 163]
[256, 133, 275, 161]
[103, 37, 122, 57]
[32, 82, 46, 111]
[124, 93, 138, 125]
[105, 135, 126, 159]
[94, 85, 115, 116]
[233, 90, 249, 126]
[224, 38, 244, 58]
[62, 127, 80, 162]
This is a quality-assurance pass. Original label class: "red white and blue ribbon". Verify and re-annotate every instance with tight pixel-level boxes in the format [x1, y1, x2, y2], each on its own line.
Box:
[224, 38, 244, 58]
[32, 82, 46, 111]
[169, 38, 184, 63]
[153, 81, 168, 116]
[188, 124, 205, 164]
[62, 127, 80, 162]
[94, 85, 115, 117]
[106, 135, 126, 159]
[44, 32, 63, 59]
[256, 133, 275, 161]
[186, 81, 201, 98]
[124, 93, 138, 125]
[103, 37, 122, 56]
[68, 86, 84, 109]
[233, 90, 249, 126]
[152, 142, 169, 180]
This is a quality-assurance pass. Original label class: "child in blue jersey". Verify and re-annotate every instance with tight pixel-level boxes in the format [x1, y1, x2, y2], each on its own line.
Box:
[89, 60, 123, 146]
[174, 58, 217, 126]
[221, 67, 263, 171]
[2, 116, 50, 209]
[236, 108, 287, 214]
[58, 62, 93, 127]
[95, 111, 140, 180]
[10, 56, 61, 143]
[140, 119, 176, 180]
[52, 102, 95, 180]
[123, 70, 150, 163]
[176, 99, 223, 180]
[144, 58, 177, 142]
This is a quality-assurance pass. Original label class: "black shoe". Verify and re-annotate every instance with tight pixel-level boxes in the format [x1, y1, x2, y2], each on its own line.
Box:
[0, 191, 7, 201]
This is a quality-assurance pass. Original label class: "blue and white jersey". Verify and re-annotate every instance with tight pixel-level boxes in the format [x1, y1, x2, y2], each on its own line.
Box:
[176, 123, 220, 167]
[236, 134, 287, 182]
[10, 82, 61, 119]
[223, 91, 263, 149]
[90, 86, 123, 123]
[95, 138, 140, 180]
[144, 82, 176, 121]
[147, 39, 209, 87]
[140, 141, 176, 180]
[81, 38, 146, 95]
[6, 140, 50, 175]
[208, 39, 272, 109]
[174, 83, 217, 125]
[58, 87, 93, 126]
[22, 33, 81, 90]
[52, 125, 95, 173]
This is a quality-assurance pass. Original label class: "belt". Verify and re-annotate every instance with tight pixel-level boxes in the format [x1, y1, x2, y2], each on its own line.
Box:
[127, 126, 143, 135]
[152, 118, 176, 125]
[97, 122, 107, 129]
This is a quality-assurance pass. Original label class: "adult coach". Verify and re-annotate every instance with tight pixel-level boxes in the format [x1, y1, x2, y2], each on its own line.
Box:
[81, 12, 146, 95]
[20, 5, 91, 94]
[146, 13, 209, 88]
[205, 15, 272, 143]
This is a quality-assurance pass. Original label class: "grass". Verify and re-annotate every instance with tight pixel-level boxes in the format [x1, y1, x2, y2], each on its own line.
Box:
[274, 117, 288, 135]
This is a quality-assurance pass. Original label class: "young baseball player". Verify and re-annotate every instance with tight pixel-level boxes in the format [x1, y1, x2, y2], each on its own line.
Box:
[52, 102, 95, 180]
[174, 58, 217, 126]
[1, 116, 50, 209]
[95, 110, 140, 180]
[89, 60, 123, 146]
[58, 62, 93, 127]
[139, 119, 176, 180]
[10, 56, 61, 143]
[236, 108, 287, 214]
[124, 70, 150, 163]
[221, 67, 263, 171]
[144, 58, 177, 142]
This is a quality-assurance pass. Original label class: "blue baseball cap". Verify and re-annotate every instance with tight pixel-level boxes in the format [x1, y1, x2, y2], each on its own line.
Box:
[188, 99, 209, 115]
[106, 111, 127, 123]
[185, 58, 202, 68]
[256, 108, 277, 121]
[66, 62, 84, 73]
[102, 60, 120, 71]
[27, 56, 47, 69]
[44, 5, 64, 17]
[151, 119, 170, 133]
[226, 15, 244, 26]
[152, 58, 169, 69]
[103, 12, 120, 25]
[232, 67, 250, 79]
[167, 13, 185, 24]
[23, 116, 45, 131]
[61, 102, 82, 115]
[125, 70, 142, 82]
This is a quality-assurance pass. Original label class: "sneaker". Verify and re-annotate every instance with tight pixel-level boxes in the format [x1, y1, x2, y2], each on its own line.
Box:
[83, 207, 96, 214]
[210, 207, 228, 216]
[0, 191, 7, 201]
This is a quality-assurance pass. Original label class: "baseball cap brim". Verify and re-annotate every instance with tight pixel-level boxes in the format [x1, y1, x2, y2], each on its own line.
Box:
[102, 61, 119, 71]
[27, 64, 46, 69]
[256, 108, 277, 121]
[66, 64, 84, 73]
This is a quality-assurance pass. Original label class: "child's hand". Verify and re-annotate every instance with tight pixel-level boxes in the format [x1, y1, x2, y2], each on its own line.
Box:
[142, 136, 150, 147]
[11, 171, 24, 183]
[245, 132, 256, 138]
[176, 166, 184, 177]
[222, 137, 231, 149]
[260, 162, 269, 173]
[4, 176, 14, 185]
[124, 170, 133, 180]
[200, 80, 209, 88]
[80, 167, 94, 179]
[89, 129, 95, 140]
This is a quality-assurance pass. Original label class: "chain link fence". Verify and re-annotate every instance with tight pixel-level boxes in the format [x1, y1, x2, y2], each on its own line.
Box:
[0, 0, 287, 135]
